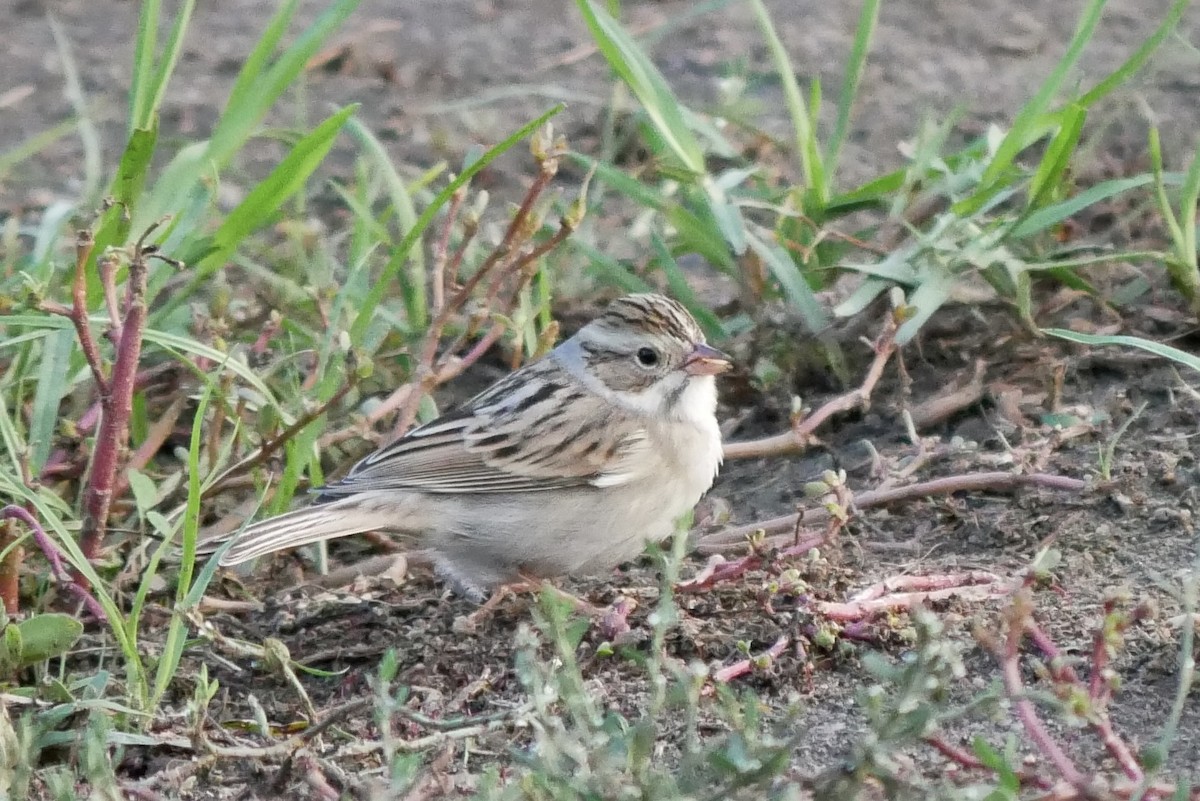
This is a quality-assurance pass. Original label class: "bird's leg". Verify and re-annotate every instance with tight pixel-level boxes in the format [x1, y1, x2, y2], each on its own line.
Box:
[452, 573, 543, 632]
[453, 573, 606, 632]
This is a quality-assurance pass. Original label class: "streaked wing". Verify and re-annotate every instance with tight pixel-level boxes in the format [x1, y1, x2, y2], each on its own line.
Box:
[316, 364, 648, 496]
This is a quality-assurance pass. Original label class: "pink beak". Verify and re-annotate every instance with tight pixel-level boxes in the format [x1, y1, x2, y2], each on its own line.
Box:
[683, 343, 732, 376]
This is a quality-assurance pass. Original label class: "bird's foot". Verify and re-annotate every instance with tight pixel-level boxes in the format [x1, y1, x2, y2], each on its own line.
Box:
[452, 574, 634, 635]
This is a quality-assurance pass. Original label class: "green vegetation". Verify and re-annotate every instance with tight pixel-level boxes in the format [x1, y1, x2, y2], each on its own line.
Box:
[1, 0, 1198, 797]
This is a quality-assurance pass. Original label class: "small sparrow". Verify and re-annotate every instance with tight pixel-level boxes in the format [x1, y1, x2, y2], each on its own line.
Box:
[208, 293, 730, 601]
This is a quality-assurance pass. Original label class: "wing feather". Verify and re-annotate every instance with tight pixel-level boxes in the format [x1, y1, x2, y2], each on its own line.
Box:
[315, 364, 648, 497]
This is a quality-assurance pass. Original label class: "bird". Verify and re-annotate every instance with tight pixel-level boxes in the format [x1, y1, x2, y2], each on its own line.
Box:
[204, 293, 731, 602]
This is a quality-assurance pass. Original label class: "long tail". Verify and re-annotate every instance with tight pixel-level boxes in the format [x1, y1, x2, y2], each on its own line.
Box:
[202, 494, 417, 566]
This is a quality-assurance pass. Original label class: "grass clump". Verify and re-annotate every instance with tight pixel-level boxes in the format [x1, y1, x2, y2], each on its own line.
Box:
[572, 0, 1193, 360]
[0, 0, 1198, 797]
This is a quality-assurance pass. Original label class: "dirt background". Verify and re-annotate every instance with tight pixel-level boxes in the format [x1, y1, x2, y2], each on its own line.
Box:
[6, 0, 1200, 202]
[5, 0, 1200, 797]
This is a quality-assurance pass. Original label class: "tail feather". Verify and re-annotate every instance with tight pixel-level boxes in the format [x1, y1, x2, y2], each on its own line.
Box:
[209, 498, 407, 566]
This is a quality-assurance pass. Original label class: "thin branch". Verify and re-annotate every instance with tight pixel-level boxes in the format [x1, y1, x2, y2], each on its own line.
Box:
[0, 519, 20, 614]
[998, 592, 1091, 793]
[923, 735, 1054, 791]
[204, 377, 358, 498]
[1025, 621, 1144, 783]
[78, 237, 154, 562]
[41, 230, 107, 393]
[699, 471, 1089, 552]
[431, 188, 467, 315]
[0, 505, 105, 619]
[815, 573, 1016, 621]
[724, 313, 899, 460]
[908, 358, 987, 429]
[713, 635, 789, 682]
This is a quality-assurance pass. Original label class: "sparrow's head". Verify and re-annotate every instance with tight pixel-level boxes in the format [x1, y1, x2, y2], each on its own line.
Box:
[573, 293, 731, 418]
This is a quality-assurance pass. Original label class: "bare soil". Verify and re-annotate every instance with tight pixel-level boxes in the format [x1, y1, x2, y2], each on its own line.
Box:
[5, 0, 1200, 798]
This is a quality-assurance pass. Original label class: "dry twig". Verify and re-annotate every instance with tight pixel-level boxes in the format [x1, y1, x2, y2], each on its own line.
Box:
[724, 311, 899, 460]
[698, 470, 1089, 553]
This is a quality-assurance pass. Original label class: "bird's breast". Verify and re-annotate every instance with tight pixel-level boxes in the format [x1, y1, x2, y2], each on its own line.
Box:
[645, 414, 723, 507]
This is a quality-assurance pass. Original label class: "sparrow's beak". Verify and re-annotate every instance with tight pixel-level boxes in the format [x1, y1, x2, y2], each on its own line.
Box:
[683, 342, 732, 376]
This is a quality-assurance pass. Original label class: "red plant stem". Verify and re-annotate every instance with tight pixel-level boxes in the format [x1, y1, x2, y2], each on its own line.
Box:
[1025, 622, 1144, 783]
[713, 635, 789, 682]
[431, 189, 466, 315]
[99, 254, 123, 333]
[203, 379, 358, 497]
[48, 231, 109, 393]
[723, 314, 898, 460]
[1, 505, 105, 619]
[0, 519, 20, 614]
[382, 173, 565, 439]
[416, 165, 557, 370]
[39, 364, 179, 483]
[1000, 602, 1090, 792]
[78, 247, 149, 563]
[924, 735, 1055, 791]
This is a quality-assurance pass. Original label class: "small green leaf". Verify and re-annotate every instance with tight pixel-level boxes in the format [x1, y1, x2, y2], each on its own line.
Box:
[1, 623, 23, 671]
[895, 269, 954, 346]
[126, 469, 159, 516]
[13, 614, 84, 666]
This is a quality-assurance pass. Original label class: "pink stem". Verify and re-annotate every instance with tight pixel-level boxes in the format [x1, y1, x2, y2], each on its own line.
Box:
[1, 505, 105, 619]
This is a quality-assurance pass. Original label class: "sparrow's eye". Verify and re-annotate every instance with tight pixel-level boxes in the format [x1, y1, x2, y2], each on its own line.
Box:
[636, 346, 660, 367]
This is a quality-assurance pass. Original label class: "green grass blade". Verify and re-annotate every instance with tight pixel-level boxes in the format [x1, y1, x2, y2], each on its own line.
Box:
[1043, 329, 1200, 374]
[834, 277, 892, 318]
[205, 0, 301, 164]
[151, 382, 211, 707]
[1009, 174, 1153, 239]
[700, 179, 748, 254]
[0, 330, 53, 351]
[979, 0, 1107, 188]
[748, 0, 826, 201]
[825, 0, 880, 180]
[162, 104, 359, 312]
[0, 120, 76, 183]
[570, 152, 670, 212]
[744, 227, 829, 335]
[827, 167, 907, 210]
[576, 0, 705, 174]
[896, 269, 955, 345]
[0, 388, 29, 480]
[573, 241, 655, 293]
[650, 231, 727, 341]
[89, 122, 160, 300]
[137, 0, 196, 131]
[1150, 129, 1187, 258]
[1026, 104, 1086, 210]
[48, 15, 101, 205]
[1177, 138, 1200, 268]
[1077, 0, 1191, 108]
[1, 314, 284, 416]
[27, 328, 75, 476]
[344, 116, 428, 329]
[137, 0, 359, 232]
[208, 0, 361, 167]
[128, 0, 162, 132]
